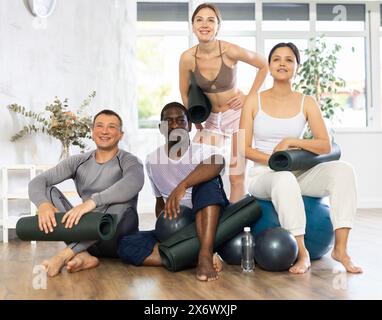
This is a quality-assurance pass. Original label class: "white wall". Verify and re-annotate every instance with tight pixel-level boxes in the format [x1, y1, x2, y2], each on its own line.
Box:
[333, 129, 382, 208]
[0, 0, 137, 166]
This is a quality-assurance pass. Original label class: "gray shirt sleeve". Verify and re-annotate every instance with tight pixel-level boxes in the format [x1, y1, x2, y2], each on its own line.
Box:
[28, 155, 82, 207]
[90, 155, 144, 207]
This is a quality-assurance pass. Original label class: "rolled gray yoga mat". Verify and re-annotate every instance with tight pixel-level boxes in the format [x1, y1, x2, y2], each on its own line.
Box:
[158, 195, 262, 272]
[188, 72, 212, 124]
[16, 212, 117, 242]
[268, 142, 341, 171]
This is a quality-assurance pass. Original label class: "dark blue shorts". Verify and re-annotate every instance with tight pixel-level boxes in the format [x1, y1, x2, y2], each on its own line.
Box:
[117, 230, 157, 266]
[191, 175, 229, 216]
[118, 176, 229, 266]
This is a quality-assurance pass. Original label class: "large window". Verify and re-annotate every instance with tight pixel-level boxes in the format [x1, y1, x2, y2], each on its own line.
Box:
[316, 4, 365, 32]
[214, 2, 255, 33]
[324, 37, 366, 127]
[137, 2, 188, 32]
[215, 3, 256, 96]
[137, 36, 188, 128]
[262, 3, 310, 31]
[136, 1, 381, 129]
[137, 2, 188, 128]
[316, 4, 367, 127]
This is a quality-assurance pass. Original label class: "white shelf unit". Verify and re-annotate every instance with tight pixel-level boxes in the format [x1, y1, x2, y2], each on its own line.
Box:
[1, 165, 37, 243]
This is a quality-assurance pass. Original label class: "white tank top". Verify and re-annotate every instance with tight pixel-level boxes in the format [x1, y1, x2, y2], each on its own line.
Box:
[253, 93, 307, 155]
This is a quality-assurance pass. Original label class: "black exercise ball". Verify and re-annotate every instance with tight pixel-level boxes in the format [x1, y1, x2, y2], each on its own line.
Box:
[155, 206, 194, 242]
[254, 227, 298, 272]
[217, 231, 249, 265]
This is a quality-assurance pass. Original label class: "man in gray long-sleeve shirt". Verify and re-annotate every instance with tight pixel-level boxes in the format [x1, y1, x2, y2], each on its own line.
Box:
[29, 109, 144, 277]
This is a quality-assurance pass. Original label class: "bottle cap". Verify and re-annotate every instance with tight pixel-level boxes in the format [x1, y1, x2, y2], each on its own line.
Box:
[244, 227, 250, 232]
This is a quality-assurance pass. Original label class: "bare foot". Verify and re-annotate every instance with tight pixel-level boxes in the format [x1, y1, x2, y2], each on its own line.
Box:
[331, 250, 363, 274]
[289, 249, 311, 274]
[196, 253, 219, 282]
[42, 247, 75, 277]
[66, 251, 99, 273]
[213, 253, 223, 273]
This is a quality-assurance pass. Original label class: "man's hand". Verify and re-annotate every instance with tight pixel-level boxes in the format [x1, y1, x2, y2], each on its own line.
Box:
[37, 202, 59, 234]
[273, 138, 294, 153]
[61, 199, 96, 229]
[164, 183, 187, 220]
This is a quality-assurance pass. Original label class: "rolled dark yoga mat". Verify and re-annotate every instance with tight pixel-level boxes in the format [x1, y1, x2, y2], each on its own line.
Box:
[268, 142, 341, 172]
[158, 195, 262, 272]
[188, 72, 212, 123]
[16, 212, 116, 242]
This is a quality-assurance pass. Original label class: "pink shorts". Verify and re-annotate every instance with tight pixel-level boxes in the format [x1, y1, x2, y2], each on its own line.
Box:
[204, 108, 241, 136]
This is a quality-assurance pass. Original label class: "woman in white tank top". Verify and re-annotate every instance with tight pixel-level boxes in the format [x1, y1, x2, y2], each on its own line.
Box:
[240, 43, 362, 274]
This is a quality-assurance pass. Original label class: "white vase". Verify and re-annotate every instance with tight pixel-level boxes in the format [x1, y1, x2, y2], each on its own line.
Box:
[59, 141, 70, 161]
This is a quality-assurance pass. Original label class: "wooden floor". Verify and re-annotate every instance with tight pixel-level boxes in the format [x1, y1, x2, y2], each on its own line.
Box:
[1, 209, 381, 300]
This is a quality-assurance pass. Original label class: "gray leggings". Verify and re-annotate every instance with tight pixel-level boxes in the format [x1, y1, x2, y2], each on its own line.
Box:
[47, 187, 139, 258]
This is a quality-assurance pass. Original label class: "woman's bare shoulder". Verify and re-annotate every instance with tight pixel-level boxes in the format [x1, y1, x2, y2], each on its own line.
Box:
[245, 90, 262, 116]
[180, 46, 197, 69]
[298, 93, 320, 117]
[220, 40, 239, 54]
[259, 89, 272, 98]
[301, 94, 319, 108]
[181, 46, 197, 59]
[303, 94, 317, 103]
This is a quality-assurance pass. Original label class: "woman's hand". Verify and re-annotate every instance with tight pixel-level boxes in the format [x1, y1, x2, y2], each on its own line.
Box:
[227, 91, 246, 110]
[273, 138, 294, 153]
[192, 123, 204, 143]
[193, 131, 204, 143]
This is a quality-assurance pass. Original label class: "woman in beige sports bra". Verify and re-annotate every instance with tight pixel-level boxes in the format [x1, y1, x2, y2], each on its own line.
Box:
[179, 3, 268, 203]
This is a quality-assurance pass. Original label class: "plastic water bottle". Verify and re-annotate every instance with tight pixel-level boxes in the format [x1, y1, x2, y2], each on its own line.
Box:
[241, 227, 254, 272]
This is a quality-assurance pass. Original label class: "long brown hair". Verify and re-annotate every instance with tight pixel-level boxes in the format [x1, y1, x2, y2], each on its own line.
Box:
[191, 3, 222, 26]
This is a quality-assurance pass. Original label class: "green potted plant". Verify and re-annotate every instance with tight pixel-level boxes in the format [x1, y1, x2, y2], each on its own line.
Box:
[293, 36, 346, 138]
[8, 91, 96, 160]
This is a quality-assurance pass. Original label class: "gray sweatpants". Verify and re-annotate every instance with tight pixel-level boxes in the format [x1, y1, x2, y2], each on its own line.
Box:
[47, 187, 139, 257]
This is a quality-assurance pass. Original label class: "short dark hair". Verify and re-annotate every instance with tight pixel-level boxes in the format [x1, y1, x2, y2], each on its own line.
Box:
[93, 109, 123, 129]
[191, 3, 222, 25]
[268, 42, 301, 65]
[160, 102, 190, 122]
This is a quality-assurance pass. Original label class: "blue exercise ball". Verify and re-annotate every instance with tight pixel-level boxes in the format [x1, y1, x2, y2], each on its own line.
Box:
[254, 227, 298, 271]
[252, 196, 334, 260]
[155, 206, 194, 242]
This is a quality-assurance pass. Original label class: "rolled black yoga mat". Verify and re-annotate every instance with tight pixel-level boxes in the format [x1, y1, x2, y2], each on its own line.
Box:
[16, 212, 116, 241]
[268, 142, 341, 172]
[158, 195, 262, 272]
[188, 72, 212, 124]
